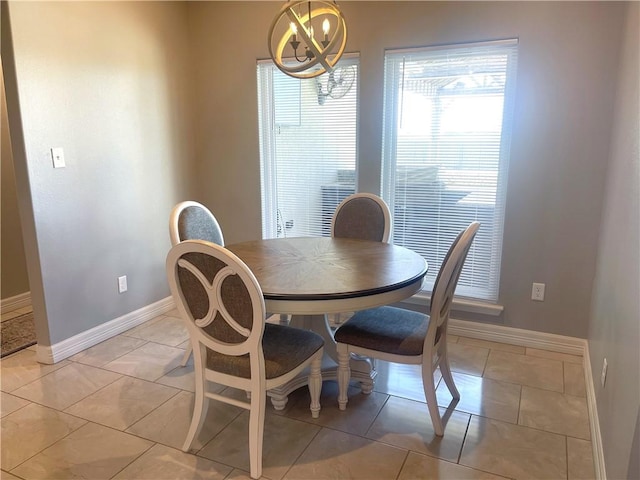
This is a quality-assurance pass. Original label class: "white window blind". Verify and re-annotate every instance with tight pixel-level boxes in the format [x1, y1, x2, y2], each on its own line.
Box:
[381, 40, 518, 301]
[257, 57, 359, 239]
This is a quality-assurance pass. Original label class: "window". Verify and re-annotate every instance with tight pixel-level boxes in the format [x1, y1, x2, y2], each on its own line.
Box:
[381, 40, 518, 302]
[257, 57, 359, 239]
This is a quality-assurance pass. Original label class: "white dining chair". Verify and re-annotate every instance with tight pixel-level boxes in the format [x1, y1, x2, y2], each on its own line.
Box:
[169, 200, 224, 247]
[329, 193, 392, 327]
[331, 192, 392, 243]
[166, 240, 324, 479]
[335, 221, 480, 436]
[169, 200, 225, 366]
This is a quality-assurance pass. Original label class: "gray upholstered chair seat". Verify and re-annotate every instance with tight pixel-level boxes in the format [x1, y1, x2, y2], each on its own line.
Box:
[207, 324, 324, 378]
[334, 306, 441, 356]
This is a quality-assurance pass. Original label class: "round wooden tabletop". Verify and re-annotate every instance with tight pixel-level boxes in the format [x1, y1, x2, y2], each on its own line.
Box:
[226, 237, 428, 302]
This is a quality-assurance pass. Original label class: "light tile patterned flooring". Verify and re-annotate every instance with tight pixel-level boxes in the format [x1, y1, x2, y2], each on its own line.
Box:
[0, 309, 596, 479]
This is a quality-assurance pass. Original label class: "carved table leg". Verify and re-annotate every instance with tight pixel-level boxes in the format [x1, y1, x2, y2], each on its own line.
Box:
[289, 314, 377, 387]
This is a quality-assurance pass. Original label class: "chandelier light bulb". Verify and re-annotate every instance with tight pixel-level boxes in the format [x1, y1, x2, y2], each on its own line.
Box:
[322, 18, 330, 35]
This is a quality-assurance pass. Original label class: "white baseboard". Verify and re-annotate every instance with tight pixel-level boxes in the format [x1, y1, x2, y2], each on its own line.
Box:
[449, 318, 586, 355]
[1, 291, 31, 312]
[36, 297, 175, 365]
[583, 342, 607, 480]
[449, 318, 604, 479]
[401, 294, 504, 317]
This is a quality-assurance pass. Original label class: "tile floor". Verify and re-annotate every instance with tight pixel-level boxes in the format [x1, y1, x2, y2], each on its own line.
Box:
[0, 307, 35, 324]
[0, 309, 596, 479]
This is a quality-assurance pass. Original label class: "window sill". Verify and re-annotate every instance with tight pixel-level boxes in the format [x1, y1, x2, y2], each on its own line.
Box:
[399, 292, 504, 317]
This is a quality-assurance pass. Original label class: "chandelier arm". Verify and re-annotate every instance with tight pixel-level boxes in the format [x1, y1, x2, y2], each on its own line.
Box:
[302, 5, 345, 73]
[312, 11, 346, 72]
[284, 7, 320, 61]
[284, 8, 309, 64]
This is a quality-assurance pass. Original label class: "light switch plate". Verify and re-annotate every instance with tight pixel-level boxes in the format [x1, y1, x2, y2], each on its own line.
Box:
[50, 147, 65, 168]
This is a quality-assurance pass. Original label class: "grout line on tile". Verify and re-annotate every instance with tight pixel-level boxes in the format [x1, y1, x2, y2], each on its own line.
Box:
[513, 418, 583, 442]
[284, 423, 325, 479]
[362, 392, 389, 438]
[109, 436, 156, 480]
[565, 435, 570, 480]
[478, 349, 489, 377]
[456, 412, 472, 464]
[393, 449, 411, 480]
[70, 335, 152, 368]
[516, 383, 523, 425]
[7, 412, 88, 474]
[59, 370, 125, 413]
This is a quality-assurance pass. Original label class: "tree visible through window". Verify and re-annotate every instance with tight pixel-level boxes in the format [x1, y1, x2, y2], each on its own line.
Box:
[381, 40, 518, 302]
[257, 57, 359, 239]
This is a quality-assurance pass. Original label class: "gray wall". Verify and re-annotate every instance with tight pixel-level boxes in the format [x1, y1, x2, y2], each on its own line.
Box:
[587, 4, 639, 480]
[3, 0, 628, 341]
[1, 64, 29, 300]
[2, 1, 194, 345]
[190, 1, 626, 338]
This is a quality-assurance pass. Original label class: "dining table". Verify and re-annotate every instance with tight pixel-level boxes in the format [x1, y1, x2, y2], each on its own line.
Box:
[226, 236, 428, 409]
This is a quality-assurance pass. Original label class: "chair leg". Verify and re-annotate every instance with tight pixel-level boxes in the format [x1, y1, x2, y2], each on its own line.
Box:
[180, 344, 193, 367]
[439, 354, 460, 400]
[337, 343, 350, 410]
[182, 378, 209, 451]
[308, 352, 322, 418]
[422, 365, 444, 436]
[248, 389, 266, 480]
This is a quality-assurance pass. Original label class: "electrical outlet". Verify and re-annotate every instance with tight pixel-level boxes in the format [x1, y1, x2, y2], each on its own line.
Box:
[531, 282, 545, 301]
[118, 275, 128, 293]
[601, 358, 608, 387]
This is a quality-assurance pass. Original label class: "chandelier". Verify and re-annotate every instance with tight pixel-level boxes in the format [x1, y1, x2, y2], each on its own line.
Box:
[268, 0, 348, 79]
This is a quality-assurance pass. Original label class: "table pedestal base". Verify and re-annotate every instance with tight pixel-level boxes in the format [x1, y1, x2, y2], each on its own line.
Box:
[267, 314, 377, 410]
